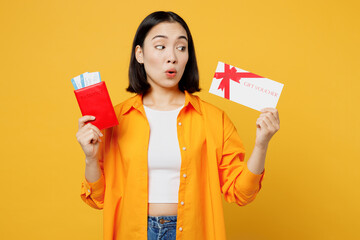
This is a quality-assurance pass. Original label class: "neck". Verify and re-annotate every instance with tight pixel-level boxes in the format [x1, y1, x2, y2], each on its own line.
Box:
[142, 87, 185, 110]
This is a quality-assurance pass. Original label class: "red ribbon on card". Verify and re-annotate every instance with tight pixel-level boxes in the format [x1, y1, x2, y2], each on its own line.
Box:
[214, 63, 263, 99]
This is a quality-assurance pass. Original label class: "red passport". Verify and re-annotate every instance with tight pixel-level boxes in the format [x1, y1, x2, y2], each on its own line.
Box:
[74, 81, 119, 130]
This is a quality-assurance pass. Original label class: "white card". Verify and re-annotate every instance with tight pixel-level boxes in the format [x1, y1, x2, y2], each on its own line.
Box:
[71, 72, 102, 90]
[83, 72, 101, 87]
[209, 61, 284, 111]
[71, 75, 83, 90]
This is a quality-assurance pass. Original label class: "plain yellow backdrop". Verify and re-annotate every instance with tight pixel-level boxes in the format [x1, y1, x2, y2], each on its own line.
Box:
[1, 0, 359, 239]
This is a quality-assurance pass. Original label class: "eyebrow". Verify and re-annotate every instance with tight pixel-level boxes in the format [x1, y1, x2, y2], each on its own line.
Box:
[151, 35, 188, 41]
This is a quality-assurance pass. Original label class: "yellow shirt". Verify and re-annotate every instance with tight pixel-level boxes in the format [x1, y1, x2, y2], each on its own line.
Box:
[80, 90, 265, 240]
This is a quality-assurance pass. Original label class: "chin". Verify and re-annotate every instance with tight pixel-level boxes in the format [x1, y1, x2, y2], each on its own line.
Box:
[147, 76, 181, 90]
[159, 79, 181, 88]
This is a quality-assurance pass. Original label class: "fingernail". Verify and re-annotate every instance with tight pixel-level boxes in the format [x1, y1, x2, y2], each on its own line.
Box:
[100, 133, 103, 137]
[92, 116, 96, 119]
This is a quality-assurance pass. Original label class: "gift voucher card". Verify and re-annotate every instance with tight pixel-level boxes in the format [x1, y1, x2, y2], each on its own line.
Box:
[209, 61, 284, 111]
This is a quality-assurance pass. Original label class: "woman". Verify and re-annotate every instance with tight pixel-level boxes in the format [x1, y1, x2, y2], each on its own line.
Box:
[76, 11, 279, 240]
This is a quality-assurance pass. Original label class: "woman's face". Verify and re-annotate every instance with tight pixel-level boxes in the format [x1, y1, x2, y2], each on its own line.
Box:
[135, 21, 189, 91]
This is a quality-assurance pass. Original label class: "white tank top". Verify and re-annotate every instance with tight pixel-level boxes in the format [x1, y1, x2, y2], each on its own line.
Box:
[143, 104, 183, 203]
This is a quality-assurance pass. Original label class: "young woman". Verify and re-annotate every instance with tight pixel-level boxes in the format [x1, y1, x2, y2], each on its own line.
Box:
[76, 11, 280, 240]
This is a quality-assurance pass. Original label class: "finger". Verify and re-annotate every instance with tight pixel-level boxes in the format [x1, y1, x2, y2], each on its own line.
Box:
[84, 123, 103, 137]
[84, 132, 101, 145]
[262, 115, 276, 129]
[82, 128, 102, 144]
[256, 116, 268, 129]
[258, 116, 275, 132]
[262, 112, 278, 127]
[261, 108, 279, 124]
[260, 108, 277, 115]
[78, 115, 96, 130]
[77, 124, 103, 144]
[83, 123, 103, 140]
[260, 107, 274, 112]
[257, 117, 269, 130]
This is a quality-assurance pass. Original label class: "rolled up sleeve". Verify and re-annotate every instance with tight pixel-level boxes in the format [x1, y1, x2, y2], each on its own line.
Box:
[218, 112, 265, 206]
[80, 173, 105, 209]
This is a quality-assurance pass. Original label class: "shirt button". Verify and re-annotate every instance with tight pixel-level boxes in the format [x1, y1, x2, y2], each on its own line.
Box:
[181, 201, 184, 205]
[179, 227, 183, 231]
[178, 122, 182, 126]
[182, 147, 186, 151]
[183, 173, 187, 178]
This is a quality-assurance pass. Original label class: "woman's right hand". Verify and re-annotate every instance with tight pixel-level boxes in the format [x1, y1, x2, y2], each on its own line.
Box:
[76, 115, 103, 164]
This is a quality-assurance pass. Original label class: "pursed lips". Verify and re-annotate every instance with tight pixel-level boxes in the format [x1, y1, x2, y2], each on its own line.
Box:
[165, 69, 177, 74]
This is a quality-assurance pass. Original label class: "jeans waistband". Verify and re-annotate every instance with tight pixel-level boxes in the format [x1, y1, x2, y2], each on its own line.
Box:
[148, 215, 177, 228]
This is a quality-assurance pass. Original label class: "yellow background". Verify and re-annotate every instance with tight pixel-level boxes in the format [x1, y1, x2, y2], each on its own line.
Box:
[1, 0, 359, 239]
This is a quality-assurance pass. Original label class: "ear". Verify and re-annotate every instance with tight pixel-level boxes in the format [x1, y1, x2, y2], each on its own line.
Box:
[135, 45, 144, 64]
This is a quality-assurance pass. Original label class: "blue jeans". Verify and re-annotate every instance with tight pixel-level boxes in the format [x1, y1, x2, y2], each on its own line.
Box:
[147, 215, 177, 240]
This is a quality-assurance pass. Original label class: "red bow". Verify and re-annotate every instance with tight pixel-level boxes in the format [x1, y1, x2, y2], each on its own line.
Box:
[214, 63, 263, 99]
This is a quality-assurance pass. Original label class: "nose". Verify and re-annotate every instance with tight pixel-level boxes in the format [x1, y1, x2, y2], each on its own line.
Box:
[167, 49, 177, 64]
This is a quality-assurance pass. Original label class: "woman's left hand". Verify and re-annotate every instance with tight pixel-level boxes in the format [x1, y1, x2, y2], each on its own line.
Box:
[255, 108, 280, 148]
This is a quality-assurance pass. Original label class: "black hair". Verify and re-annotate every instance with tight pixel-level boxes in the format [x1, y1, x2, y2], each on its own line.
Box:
[127, 11, 200, 94]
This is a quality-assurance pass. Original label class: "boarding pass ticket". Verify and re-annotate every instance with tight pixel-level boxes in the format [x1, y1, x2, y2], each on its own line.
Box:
[71, 72, 101, 90]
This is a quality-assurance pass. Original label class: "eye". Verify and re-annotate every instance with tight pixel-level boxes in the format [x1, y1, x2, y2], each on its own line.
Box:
[155, 45, 165, 50]
[177, 46, 186, 51]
